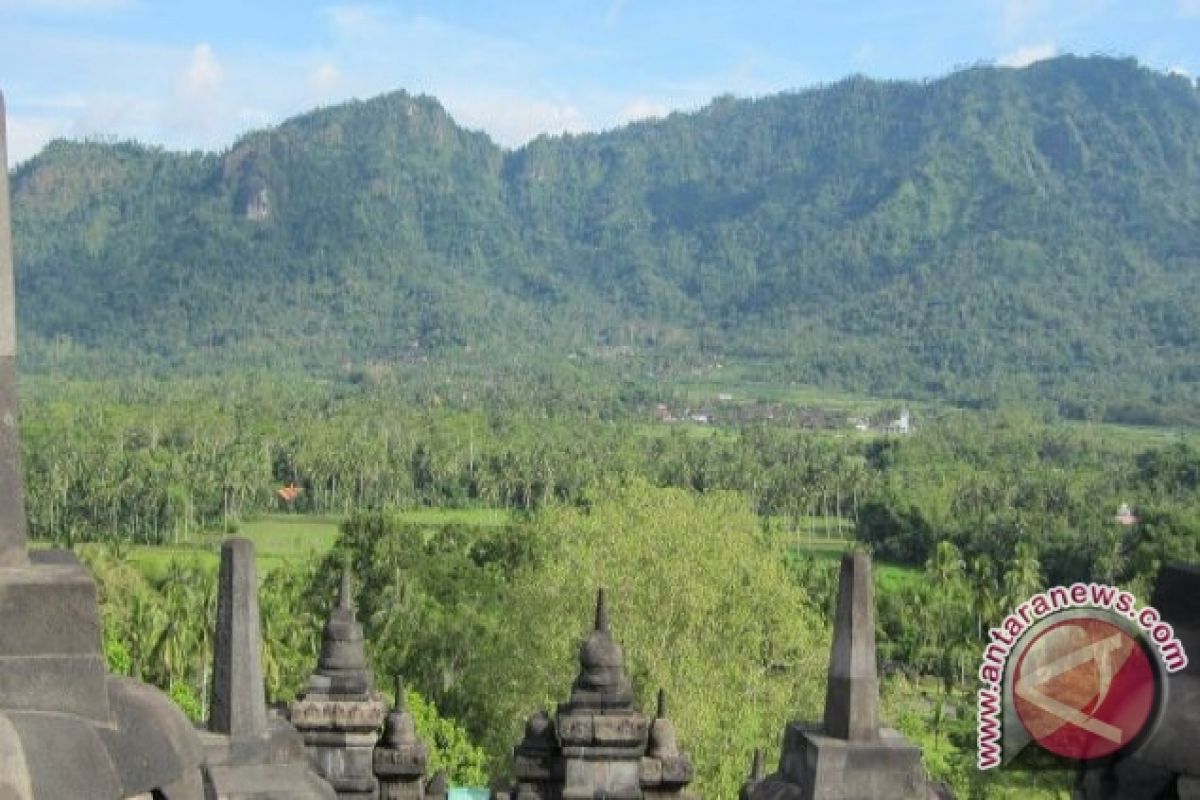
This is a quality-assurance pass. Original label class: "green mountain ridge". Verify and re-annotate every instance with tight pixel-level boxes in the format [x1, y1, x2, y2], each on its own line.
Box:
[10, 55, 1200, 418]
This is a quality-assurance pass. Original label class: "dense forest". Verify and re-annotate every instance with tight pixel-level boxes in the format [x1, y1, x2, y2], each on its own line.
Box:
[42, 368, 1197, 797]
[9, 53, 1200, 798]
[10, 55, 1200, 421]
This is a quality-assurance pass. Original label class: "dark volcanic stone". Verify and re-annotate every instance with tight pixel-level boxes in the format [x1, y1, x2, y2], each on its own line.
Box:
[209, 538, 268, 738]
[0, 91, 28, 570]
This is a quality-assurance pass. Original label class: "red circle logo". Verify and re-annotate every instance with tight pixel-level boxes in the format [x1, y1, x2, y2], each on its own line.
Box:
[1012, 616, 1158, 760]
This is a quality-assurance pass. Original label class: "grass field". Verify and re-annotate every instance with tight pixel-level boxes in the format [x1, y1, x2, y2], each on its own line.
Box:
[767, 514, 855, 541]
[660, 363, 907, 415]
[126, 514, 341, 579]
[125, 508, 516, 580]
[790, 541, 924, 594]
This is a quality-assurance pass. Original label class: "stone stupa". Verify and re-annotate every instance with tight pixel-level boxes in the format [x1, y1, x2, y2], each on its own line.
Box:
[291, 567, 389, 797]
[498, 589, 697, 800]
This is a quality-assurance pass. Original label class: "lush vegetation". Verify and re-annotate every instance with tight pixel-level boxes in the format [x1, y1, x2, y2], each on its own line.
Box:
[11, 56, 1200, 421]
[19, 366, 1198, 797]
[10, 51, 1200, 799]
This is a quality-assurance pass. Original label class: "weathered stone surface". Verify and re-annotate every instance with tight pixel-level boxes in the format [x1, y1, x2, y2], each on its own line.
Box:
[563, 588, 636, 711]
[295, 568, 387, 798]
[290, 697, 388, 731]
[0, 563, 103, 655]
[203, 763, 338, 799]
[777, 724, 928, 800]
[209, 538, 268, 739]
[646, 690, 678, 759]
[557, 592, 648, 798]
[0, 713, 35, 799]
[312, 568, 375, 694]
[426, 770, 448, 800]
[562, 757, 641, 800]
[749, 553, 934, 800]
[1129, 673, 1200, 775]
[0, 91, 28, 570]
[1075, 562, 1200, 799]
[1150, 563, 1200, 677]
[99, 676, 206, 798]
[28, 547, 79, 565]
[1073, 757, 1177, 800]
[823, 552, 879, 742]
[504, 590, 697, 800]
[0, 652, 112, 720]
[639, 690, 696, 798]
[739, 749, 766, 800]
[374, 676, 429, 799]
[0, 564, 112, 722]
[3, 709, 124, 799]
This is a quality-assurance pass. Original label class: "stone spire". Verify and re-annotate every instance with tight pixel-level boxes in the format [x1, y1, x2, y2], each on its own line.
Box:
[315, 564, 373, 695]
[823, 550, 879, 740]
[749, 553, 932, 800]
[647, 689, 678, 758]
[373, 675, 430, 800]
[209, 538, 268, 740]
[503, 589, 697, 800]
[558, 589, 647, 798]
[380, 676, 422, 751]
[739, 750, 765, 800]
[596, 585, 610, 631]
[0, 90, 29, 569]
[292, 565, 387, 798]
[641, 689, 696, 799]
[569, 587, 634, 708]
[425, 770, 448, 800]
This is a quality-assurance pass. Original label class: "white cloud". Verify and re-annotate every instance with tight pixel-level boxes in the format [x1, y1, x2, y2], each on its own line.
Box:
[1168, 65, 1190, 78]
[998, 42, 1057, 67]
[181, 43, 222, 97]
[442, 89, 588, 147]
[4, 113, 68, 165]
[309, 63, 342, 95]
[0, 7, 723, 164]
[165, 43, 228, 142]
[618, 99, 669, 124]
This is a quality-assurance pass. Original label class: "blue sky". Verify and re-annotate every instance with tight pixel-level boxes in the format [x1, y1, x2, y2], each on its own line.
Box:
[2, 0, 1198, 165]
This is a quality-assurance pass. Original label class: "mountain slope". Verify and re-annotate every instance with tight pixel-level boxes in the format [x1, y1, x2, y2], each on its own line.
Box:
[10, 56, 1200, 416]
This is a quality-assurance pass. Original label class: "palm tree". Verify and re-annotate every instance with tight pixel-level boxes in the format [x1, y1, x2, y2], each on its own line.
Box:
[1003, 540, 1043, 607]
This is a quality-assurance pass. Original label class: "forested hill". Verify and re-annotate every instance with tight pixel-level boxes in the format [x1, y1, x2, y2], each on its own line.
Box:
[10, 56, 1200, 417]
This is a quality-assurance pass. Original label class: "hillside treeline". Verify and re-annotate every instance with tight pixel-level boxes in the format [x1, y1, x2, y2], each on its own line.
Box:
[24, 374, 1199, 591]
[10, 55, 1200, 418]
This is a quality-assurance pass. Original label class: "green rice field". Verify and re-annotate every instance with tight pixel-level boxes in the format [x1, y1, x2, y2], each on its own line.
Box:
[126, 508, 513, 580]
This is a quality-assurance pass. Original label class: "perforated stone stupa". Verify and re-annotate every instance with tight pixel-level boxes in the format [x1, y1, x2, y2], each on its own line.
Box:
[372, 676, 438, 800]
[291, 567, 389, 798]
[497, 588, 696, 800]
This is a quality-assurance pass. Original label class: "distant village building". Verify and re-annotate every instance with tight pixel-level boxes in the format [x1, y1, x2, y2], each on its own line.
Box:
[885, 408, 913, 435]
[1115, 503, 1137, 526]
